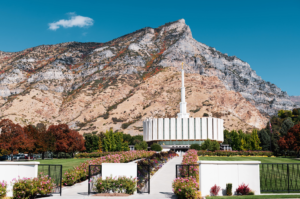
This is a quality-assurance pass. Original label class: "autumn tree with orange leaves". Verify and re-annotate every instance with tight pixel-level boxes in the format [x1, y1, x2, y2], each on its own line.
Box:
[278, 124, 300, 155]
[0, 119, 34, 160]
[47, 124, 85, 157]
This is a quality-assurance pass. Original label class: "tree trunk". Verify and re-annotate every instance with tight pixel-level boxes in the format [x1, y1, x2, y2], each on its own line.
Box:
[42, 152, 45, 160]
[11, 153, 13, 161]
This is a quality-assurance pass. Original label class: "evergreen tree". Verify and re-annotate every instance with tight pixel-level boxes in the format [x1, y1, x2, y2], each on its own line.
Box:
[259, 129, 270, 151]
[110, 130, 117, 151]
[201, 139, 212, 150]
[250, 130, 262, 150]
[115, 132, 123, 151]
[280, 117, 294, 136]
[135, 141, 148, 150]
[98, 136, 103, 152]
[231, 130, 241, 150]
[211, 141, 220, 151]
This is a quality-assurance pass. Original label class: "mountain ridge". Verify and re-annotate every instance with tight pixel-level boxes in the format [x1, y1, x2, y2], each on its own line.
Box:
[0, 19, 295, 134]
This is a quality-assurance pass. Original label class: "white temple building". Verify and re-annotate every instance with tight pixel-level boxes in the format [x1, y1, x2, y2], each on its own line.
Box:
[143, 63, 224, 150]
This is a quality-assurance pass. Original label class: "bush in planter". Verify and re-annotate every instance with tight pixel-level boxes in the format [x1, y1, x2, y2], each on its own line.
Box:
[210, 184, 221, 196]
[150, 143, 162, 151]
[190, 144, 201, 150]
[236, 183, 250, 195]
[12, 175, 55, 199]
[226, 183, 232, 196]
[95, 176, 137, 194]
[172, 177, 199, 199]
[0, 180, 7, 198]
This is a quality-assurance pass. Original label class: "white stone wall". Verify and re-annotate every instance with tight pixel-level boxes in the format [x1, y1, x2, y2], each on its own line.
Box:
[198, 161, 261, 196]
[0, 162, 39, 197]
[143, 117, 224, 142]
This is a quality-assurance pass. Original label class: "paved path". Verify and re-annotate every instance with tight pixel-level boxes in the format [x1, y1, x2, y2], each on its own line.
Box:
[48, 157, 183, 199]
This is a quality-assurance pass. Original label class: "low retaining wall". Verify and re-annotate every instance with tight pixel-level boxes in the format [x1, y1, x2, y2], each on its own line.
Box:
[0, 162, 39, 197]
[102, 163, 137, 179]
[198, 161, 261, 196]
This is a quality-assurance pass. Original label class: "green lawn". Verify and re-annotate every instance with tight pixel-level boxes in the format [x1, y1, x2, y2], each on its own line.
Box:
[35, 158, 91, 177]
[207, 195, 300, 199]
[198, 156, 300, 163]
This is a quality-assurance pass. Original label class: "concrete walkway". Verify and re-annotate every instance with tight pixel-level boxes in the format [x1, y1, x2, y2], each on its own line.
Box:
[48, 157, 182, 199]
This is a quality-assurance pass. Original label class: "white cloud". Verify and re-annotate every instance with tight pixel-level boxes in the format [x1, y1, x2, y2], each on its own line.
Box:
[49, 13, 94, 31]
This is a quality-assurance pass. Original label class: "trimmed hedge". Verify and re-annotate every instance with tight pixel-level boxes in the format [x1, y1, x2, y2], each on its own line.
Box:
[197, 150, 273, 157]
[75, 151, 124, 158]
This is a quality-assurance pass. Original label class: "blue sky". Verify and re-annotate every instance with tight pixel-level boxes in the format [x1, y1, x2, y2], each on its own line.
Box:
[0, 0, 299, 96]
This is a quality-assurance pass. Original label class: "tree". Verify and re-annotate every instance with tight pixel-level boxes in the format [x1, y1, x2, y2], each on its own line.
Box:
[231, 130, 241, 150]
[280, 118, 294, 136]
[150, 143, 162, 151]
[68, 130, 85, 156]
[47, 124, 85, 155]
[190, 144, 201, 150]
[0, 119, 34, 160]
[286, 123, 300, 153]
[103, 130, 112, 152]
[131, 135, 143, 145]
[115, 132, 123, 151]
[259, 129, 270, 151]
[250, 130, 262, 151]
[211, 141, 220, 151]
[201, 139, 212, 150]
[24, 125, 47, 159]
[135, 141, 148, 150]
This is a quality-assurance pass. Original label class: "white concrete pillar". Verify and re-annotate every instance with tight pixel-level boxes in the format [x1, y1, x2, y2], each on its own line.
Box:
[202, 118, 207, 140]
[183, 118, 188, 140]
[158, 118, 164, 140]
[207, 117, 213, 139]
[176, 118, 182, 140]
[148, 119, 153, 141]
[164, 118, 170, 140]
[170, 118, 176, 140]
[195, 118, 201, 139]
[189, 118, 195, 139]
[153, 118, 158, 140]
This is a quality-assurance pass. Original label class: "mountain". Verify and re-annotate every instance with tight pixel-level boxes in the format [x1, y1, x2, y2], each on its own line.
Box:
[290, 96, 300, 106]
[0, 19, 294, 134]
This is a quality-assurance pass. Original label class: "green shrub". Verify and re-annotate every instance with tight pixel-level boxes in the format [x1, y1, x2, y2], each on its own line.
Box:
[226, 183, 232, 196]
[0, 180, 7, 198]
[95, 176, 137, 194]
[150, 143, 162, 151]
[248, 190, 255, 195]
[12, 175, 55, 199]
[190, 143, 201, 150]
[135, 141, 148, 150]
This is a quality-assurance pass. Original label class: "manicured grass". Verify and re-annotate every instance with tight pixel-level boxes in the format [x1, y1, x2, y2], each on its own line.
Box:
[207, 195, 300, 199]
[198, 156, 300, 163]
[34, 158, 91, 177]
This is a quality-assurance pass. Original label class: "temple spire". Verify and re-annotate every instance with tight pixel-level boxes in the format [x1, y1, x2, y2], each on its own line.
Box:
[177, 62, 190, 118]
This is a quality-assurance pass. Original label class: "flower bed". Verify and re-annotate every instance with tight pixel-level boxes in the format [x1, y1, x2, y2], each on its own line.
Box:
[172, 177, 200, 199]
[12, 175, 55, 199]
[173, 150, 200, 199]
[94, 176, 137, 195]
[197, 150, 273, 157]
[0, 180, 7, 198]
[63, 150, 155, 186]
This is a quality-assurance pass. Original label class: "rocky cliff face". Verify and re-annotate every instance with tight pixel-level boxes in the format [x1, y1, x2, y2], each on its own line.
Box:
[290, 96, 300, 106]
[0, 19, 294, 134]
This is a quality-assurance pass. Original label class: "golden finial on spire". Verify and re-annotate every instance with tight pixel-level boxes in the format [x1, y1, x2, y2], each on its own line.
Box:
[181, 62, 184, 70]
